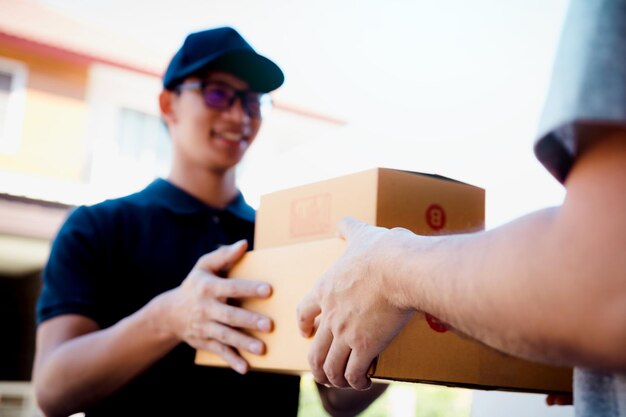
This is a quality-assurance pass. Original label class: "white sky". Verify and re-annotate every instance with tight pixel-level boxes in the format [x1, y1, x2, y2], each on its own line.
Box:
[40, 0, 572, 228]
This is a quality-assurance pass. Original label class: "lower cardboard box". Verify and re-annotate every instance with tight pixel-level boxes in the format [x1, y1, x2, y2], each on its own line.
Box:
[195, 238, 572, 394]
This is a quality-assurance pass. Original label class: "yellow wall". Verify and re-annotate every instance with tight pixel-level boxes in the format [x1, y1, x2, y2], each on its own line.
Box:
[0, 44, 89, 181]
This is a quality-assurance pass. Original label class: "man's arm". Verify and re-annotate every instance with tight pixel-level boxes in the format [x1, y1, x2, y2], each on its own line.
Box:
[33, 241, 273, 417]
[298, 129, 626, 389]
[33, 310, 177, 417]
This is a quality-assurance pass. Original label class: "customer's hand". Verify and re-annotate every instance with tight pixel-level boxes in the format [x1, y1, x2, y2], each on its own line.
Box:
[161, 240, 273, 374]
[297, 217, 416, 390]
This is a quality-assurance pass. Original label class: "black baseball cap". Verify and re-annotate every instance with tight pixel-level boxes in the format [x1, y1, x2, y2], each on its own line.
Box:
[163, 26, 284, 93]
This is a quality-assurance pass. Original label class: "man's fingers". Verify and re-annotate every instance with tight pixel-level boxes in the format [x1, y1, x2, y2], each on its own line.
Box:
[192, 339, 249, 375]
[297, 292, 322, 338]
[207, 302, 272, 333]
[196, 240, 248, 272]
[193, 321, 266, 355]
[206, 276, 272, 299]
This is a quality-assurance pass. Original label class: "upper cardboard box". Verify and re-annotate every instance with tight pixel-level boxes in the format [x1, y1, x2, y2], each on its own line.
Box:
[254, 168, 485, 249]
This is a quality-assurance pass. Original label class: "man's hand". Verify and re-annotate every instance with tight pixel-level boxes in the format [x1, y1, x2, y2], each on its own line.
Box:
[297, 217, 416, 390]
[160, 240, 273, 374]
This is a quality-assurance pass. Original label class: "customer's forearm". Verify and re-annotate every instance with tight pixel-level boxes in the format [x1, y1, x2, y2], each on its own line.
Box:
[396, 148, 626, 370]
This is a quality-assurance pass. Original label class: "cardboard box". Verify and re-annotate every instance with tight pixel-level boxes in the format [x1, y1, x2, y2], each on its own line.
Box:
[254, 168, 486, 248]
[195, 238, 573, 393]
[195, 168, 572, 393]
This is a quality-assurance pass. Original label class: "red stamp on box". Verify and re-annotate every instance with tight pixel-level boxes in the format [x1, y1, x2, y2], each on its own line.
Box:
[426, 204, 446, 231]
[425, 313, 450, 333]
[290, 194, 332, 237]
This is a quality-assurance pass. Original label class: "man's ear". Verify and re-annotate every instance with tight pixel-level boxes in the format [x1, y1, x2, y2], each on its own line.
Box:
[159, 90, 176, 125]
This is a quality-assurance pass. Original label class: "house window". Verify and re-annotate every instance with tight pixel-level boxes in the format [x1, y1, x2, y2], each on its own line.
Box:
[87, 106, 171, 199]
[85, 65, 169, 199]
[116, 107, 171, 173]
[0, 58, 27, 154]
[96, 107, 172, 194]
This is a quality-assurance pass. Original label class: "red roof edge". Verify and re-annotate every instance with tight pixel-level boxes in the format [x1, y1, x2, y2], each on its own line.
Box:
[0, 31, 163, 78]
[273, 99, 347, 126]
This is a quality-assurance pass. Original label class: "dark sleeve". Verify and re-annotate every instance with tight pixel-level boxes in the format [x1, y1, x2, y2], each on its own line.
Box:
[534, 0, 626, 183]
[36, 205, 106, 325]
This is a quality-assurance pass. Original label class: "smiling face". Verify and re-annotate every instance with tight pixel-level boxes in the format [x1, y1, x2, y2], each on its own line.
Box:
[162, 71, 263, 175]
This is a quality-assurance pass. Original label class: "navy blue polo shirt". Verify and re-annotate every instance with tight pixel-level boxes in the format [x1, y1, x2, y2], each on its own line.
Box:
[37, 178, 300, 416]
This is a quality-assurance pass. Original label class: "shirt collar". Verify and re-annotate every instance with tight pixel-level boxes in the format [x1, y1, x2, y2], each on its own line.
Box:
[143, 178, 255, 222]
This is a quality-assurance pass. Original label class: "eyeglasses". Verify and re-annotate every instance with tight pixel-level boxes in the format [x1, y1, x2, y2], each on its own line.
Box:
[175, 80, 269, 118]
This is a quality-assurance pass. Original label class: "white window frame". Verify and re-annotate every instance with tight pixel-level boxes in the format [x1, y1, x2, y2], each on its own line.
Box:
[85, 64, 166, 199]
[0, 57, 28, 154]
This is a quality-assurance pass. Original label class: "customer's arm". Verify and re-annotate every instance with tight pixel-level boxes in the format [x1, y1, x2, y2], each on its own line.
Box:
[298, 130, 626, 389]
[33, 241, 272, 417]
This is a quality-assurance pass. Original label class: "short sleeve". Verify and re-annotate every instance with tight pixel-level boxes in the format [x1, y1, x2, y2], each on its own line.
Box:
[534, 0, 626, 183]
[36, 206, 105, 324]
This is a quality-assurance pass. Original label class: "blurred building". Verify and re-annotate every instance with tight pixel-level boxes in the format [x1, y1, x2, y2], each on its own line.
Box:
[0, 0, 343, 413]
